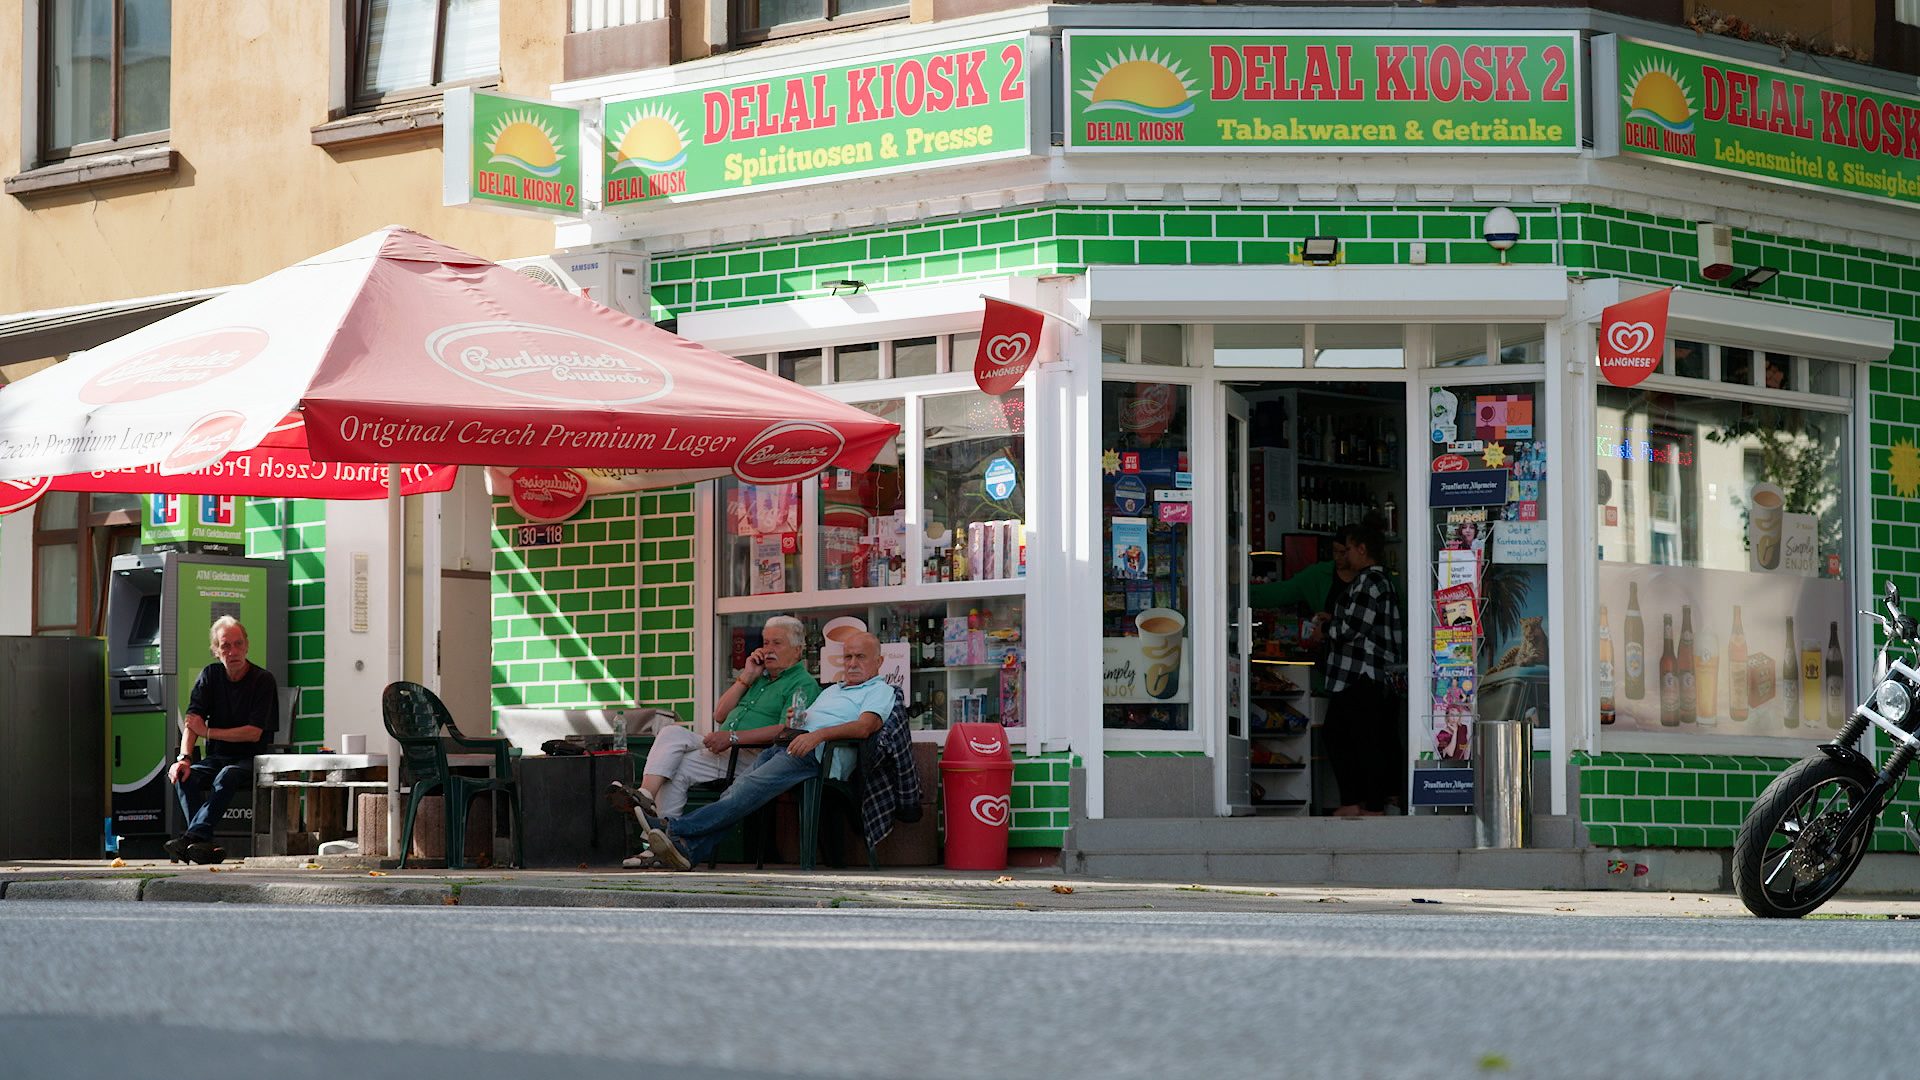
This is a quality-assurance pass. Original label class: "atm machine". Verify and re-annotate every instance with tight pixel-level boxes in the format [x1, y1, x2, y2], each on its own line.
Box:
[107, 550, 288, 858]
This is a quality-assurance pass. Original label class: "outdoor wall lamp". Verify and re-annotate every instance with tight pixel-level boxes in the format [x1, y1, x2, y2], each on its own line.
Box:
[1482, 206, 1521, 254]
[828, 278, 867, 295]
[1295, 237, 1341, 265]
[1729, 266, 1779, 291]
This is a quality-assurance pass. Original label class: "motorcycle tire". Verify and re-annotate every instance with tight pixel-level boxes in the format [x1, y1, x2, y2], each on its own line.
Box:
[1733, 755, 1878, 918]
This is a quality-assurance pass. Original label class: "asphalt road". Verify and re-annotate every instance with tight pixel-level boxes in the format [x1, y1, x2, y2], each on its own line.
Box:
[5, 901, 1919, 1079]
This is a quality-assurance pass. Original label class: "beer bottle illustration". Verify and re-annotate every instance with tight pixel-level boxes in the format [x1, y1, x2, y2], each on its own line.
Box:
[1728, 605, 1748, 722]
[1598, 605, 1616, 725]
[1782, 615, 1800, 728]
[1826, 621, 1846, 727]
[1659, 614, 1679, 727]
[1624, 582, 1645, 701]
[1677, 605, 1696, 724]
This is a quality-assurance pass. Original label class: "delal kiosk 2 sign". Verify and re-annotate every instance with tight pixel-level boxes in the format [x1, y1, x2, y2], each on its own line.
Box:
[602, 34, 1033, 206]
[1064, 30, 1580, 152]
[444, 88, 583, 216]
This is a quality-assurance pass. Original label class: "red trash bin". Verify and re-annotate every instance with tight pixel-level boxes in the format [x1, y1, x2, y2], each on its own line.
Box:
[940, 723, 1015, 870]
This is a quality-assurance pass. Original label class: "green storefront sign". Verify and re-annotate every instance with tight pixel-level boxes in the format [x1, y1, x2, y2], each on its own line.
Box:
[444, 88, 583, 216]
[1062, 30, 1581, 152]
[602, 34, 1033, 206]
[1598, 36, 1920, 207]
[142, 494, 246, 548]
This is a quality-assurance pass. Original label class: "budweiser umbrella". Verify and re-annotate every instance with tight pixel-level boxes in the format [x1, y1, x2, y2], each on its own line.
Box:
[0, 226, 897, 484]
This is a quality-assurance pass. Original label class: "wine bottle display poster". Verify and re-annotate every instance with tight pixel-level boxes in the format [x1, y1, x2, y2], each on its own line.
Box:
[1596, 561, 1852, 737]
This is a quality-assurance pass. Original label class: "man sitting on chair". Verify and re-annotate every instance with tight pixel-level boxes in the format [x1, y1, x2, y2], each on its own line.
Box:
[619, 615, 819, 868]
[164, 616, 279, 864]
[639, 631, 892, 871]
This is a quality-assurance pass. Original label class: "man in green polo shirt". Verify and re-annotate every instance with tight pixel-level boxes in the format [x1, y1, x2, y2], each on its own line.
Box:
[629, 615, 820, 825]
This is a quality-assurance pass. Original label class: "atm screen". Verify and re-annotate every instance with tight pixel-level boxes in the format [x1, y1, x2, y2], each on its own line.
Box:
[128, 594, 161, 649]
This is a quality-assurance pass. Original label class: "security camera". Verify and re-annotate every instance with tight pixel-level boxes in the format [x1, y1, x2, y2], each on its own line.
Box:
[1482, 207, 1520, 251]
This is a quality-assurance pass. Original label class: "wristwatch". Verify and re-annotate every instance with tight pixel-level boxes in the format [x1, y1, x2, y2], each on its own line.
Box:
[176, 754, 192, 763]
[728, 732, 739, 746]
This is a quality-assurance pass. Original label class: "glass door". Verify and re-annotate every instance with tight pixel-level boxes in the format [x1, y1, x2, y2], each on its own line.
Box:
[1224, 389, 1252, 813]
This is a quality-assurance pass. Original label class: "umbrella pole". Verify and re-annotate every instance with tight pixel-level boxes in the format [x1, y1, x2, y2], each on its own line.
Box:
[385, 467, 404, 860]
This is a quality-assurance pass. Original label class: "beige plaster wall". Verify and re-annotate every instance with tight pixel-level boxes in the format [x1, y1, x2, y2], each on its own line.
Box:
[0, 0, 569, 322]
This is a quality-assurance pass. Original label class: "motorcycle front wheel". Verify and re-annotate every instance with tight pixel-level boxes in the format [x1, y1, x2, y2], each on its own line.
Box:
[1733, 756, 1878, 918]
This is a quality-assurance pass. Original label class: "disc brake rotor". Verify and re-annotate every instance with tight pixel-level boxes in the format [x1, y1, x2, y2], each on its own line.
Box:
[1789, 808, 1852, 883]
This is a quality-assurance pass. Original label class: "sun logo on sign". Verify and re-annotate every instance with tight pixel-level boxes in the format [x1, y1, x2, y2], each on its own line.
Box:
[485, 110, 566, 179]
[1889, 438, 1920, 498]
[1622, 58, 1695, 135]
[1077, 48, 1196, 119]
[607, 104, 689, 174]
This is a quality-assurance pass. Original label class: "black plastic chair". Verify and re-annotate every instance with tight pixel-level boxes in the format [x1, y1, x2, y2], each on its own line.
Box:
[381, 681, 522, 869]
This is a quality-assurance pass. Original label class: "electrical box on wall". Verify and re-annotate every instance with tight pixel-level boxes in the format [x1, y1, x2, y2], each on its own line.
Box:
[1696, 223, 1734, 281]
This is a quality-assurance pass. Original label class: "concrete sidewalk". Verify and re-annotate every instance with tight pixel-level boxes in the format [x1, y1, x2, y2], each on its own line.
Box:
[5, 857, 1920, 917]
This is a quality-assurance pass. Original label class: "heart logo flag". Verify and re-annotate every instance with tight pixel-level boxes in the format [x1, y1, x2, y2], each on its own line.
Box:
[973, 298, 1047, 395]
[1598, 288, 1673, 388]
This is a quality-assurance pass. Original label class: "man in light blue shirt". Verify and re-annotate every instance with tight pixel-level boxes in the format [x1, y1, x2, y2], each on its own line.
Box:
[642, 631, 892, 870]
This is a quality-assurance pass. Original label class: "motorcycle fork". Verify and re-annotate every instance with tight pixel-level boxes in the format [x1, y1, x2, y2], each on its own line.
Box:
[1818, 731, 1907, 851]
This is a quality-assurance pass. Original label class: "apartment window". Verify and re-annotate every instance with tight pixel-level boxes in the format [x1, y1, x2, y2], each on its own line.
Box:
[353, 0, 499, 105]
[40, 0, 171, 159]
[734, 0, 901, 41]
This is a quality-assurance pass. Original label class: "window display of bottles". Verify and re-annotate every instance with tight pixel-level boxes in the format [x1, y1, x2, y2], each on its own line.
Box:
[1297, 412, 1400, 468]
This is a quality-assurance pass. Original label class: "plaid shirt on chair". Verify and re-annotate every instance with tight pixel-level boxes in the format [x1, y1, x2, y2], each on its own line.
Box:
[855, 685, 923, 848]
[1324, 564, 1403, 693]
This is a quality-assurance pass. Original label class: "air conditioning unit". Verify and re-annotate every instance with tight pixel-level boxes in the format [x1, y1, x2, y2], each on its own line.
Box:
[501, 250, 649, 319]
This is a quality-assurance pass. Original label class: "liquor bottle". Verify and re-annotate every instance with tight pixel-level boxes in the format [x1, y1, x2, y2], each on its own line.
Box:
[1728, 605, 1749, 722]
[1677, 605, 1696, 725]
[1826, 621, 1846, 727]
[1782, 615, 1800, 728]
[1624, 583, 1645, 701]
[1598, 605, 1616, 725]
[805, 619, 823, 676]
[1659, 615, 1679, 726]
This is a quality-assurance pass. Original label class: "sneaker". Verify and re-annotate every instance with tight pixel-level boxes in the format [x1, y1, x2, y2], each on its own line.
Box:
[621, 852, 658, 870]
[163, 836, 192, 863]
[185, 842, 226, 865]
[643, 827, 691, 871]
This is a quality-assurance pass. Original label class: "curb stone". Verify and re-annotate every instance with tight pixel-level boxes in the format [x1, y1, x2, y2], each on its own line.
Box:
[5, 879, 145, 902]
[142, 879, 454, 906]
[456, 884, 836, 909]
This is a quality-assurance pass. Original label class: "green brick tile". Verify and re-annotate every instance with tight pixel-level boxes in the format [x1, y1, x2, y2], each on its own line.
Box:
[1637, 772, 1667, 796]
[1138, 240, 1189, 263]
[1586, 797, 1621, 823]
[1214, 214, 1264, 238]
[1613, 825, 1646, 846]
[1641, 826, 1675, 846]
[1083, 239, 1136, 263]
[1673, 827, 1704, 847]
[1622, 797, 1653, 823]
[1585, 824, 1617, 846]
[1712, 800, 1744, 825]
[1652, 800, 1683, 824]
[1163, 214, 1212, 238]
[1605, 770, 1636, 795]
[1579, 768, 1606, 795]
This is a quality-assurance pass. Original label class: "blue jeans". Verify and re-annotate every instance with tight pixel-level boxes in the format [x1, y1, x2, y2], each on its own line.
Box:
[175, 758, 253, 839]
[666, 744, 819, 865]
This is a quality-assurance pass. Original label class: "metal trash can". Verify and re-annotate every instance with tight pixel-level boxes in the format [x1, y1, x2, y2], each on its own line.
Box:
[1472, 719, 1531, 849]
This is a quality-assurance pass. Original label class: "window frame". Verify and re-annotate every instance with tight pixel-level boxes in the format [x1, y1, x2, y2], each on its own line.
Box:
[35, 0, 172, 165]
[730, 0, 906, 47]
[32, 492, 140, 636]
[347, 0, 501, 112]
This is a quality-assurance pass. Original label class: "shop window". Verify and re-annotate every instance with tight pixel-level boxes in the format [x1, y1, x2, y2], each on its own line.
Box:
[33, 491, 140, 635]
[1314, 325, 1403, 369]
[719, 597, 1025, 730]
[1215, 325, 1305, 368]
[1434, 324, 1490, 368]
[719, 477, 804, 597]
[922, 389, 1025, 584]
[1596, 374, 1853, 741]
[1100, 325, 1189, 365]
[1427, 380, 1548, 760]
[1671, 339, 1708, 380]
[1100, 324, 1130, 364]
[819, 399, 905, 590]
[833, 342, 881, 384]
[352, 0, 499, 105]
[778, 348, 824, 386]
[1807, 356, 1850, 397]
[893, 337, 938, 378]
[1101, 381, 1191, 731]
[1496, 324, 1545, 365]
[39, 0, 171, 160]
[732, 0, 903, 44]
[1721, 347, 1755, 386]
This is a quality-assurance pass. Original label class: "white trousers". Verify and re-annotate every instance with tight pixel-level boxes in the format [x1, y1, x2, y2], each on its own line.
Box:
[641, 725, 741, 818]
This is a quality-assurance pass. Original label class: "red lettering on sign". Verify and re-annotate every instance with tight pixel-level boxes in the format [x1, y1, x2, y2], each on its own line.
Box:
[1492, 46, 1529, 101]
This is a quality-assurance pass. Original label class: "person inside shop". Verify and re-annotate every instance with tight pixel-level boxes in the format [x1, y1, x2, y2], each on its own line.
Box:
[1314, 520, 1406, 818]
[613, 614, 821, 869]
[164, 616, 279, 864]
[634, 631, 895, 871]
[1764, 354, 1788, 389]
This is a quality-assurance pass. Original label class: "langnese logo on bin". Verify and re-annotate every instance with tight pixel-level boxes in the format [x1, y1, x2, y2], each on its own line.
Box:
[967, 733, 1004, 755]
[80, 328, 270, 404]
[426, 322, 676, 406]
[970, 793, 1011, 827]
[733, 420, 845, 484]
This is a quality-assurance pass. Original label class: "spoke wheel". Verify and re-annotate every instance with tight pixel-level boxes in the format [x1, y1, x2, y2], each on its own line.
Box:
[1733, 756, 1878, 918]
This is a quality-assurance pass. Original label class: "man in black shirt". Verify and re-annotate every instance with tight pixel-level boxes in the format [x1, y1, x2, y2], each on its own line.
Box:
[165, 616, 279, 864]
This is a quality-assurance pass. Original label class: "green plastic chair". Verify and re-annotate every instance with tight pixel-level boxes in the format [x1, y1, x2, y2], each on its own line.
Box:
[381, 681, 523, 869]
[728, 684, 907, 871]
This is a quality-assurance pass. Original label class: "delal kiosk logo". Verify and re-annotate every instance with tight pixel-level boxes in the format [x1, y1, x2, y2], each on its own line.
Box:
[1622, 57, 1697, 157]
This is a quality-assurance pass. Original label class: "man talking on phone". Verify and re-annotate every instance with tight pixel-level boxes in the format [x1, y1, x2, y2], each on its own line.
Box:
[617, 615, 820, 867]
